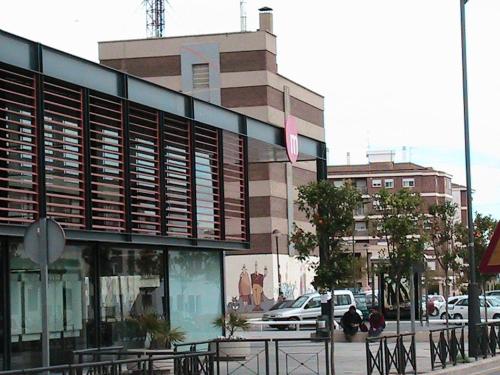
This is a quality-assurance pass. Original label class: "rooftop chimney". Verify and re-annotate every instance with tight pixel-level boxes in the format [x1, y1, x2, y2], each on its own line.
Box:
[258, 6, 273, 34]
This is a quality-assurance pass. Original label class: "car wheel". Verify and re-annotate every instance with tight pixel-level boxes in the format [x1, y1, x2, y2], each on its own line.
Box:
[440, 313, 449, 320]
[493, 314, 500, 320]
[430, 308, 439, 317]
[288, 317, 300, 330]
[453, 313, 463, 320]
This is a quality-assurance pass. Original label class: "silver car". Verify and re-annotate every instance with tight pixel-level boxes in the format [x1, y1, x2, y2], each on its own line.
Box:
[262, 291, 362, 330]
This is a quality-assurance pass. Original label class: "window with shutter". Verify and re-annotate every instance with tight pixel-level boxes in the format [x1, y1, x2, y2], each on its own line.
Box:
[192, 64, 209, 89]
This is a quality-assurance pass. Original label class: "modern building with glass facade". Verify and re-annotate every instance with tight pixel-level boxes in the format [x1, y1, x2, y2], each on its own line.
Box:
[0, 29, 326, 370]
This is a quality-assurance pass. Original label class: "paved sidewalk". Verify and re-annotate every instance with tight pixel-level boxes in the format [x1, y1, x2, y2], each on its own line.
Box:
[242, 330, 436, 374]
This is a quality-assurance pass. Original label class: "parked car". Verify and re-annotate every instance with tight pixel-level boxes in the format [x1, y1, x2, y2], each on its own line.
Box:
[449, 296, 500, 320]
[262, 290, 362, 330]
[439, 296, 467, 319]
[268, 299, 294, 311]
[485, 290, 500, 297]
[365, 292, 379, 310]
[266, 299, 294, 329]
[354, 293, 370, 320]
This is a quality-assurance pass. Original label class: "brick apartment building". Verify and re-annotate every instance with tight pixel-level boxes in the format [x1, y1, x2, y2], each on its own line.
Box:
[328, 151, 468, 295]
[98, 8, 325, 311]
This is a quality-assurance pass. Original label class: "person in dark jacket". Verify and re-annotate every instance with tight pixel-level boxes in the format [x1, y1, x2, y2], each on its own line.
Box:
[341, 305, 362, 340]
[368, 307, 385, 337]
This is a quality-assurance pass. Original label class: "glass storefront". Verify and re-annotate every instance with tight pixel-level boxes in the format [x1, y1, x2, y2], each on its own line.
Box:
[4, 241, 223, 368]
[100, 247, 165, 348]
[9, 242, 95, 369]
[169, 250, 222, 341]
[0, 244, 5, 370]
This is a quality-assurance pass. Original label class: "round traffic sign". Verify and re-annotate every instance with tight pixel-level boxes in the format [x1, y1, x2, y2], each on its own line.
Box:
[23, 218, 66, 265]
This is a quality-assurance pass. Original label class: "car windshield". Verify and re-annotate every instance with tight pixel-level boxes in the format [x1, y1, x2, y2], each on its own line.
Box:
[487, 298, 500, 307]
[291, 295, 310, 308]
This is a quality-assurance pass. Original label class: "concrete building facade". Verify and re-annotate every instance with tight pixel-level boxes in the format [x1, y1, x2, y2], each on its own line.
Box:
[98, 8, 325, 312]
[328, 151, 468, 295]
[0, 29, 326, 369]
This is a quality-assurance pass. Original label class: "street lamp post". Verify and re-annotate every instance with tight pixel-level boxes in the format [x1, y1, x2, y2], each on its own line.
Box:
[272, 229, 283, 298]
[459, 0, 480, 357]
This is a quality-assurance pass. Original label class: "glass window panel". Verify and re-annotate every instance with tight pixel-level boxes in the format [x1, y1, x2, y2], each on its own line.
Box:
[168, 250, 221, 342]
[0, 246, 4, 370]
[99, 248, 164, 349]
[9, 241, 95, 369]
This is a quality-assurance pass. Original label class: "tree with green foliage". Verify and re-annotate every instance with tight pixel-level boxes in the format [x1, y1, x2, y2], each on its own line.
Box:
[291, 180, 361, 375]
[428, 201, 466, 326]
[371, 188, 425, 334]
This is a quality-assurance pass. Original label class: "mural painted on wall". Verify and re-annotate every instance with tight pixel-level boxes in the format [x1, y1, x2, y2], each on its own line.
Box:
[235, 262, 274, 312]
[225, 254, 319, 313]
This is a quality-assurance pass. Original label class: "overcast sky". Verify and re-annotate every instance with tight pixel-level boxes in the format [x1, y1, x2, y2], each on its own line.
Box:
[0, 0, 498, 219]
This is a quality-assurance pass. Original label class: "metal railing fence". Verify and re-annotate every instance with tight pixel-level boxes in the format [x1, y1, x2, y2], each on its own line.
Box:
[429, 326, 466, 370]
[175, 337, 330, 375]
[0, 350, 214, 375]
[366, 333, 416, 375]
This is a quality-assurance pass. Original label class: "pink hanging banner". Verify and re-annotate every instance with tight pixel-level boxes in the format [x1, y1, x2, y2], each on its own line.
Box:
[285, 115, 299, 164]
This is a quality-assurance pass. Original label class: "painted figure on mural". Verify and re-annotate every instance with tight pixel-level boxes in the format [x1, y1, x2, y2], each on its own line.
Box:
[238, 264, 252, 305]
[251, 261, 267, 311]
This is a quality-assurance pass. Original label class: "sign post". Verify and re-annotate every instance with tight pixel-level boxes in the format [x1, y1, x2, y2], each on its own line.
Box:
[24, 218, 65, 369]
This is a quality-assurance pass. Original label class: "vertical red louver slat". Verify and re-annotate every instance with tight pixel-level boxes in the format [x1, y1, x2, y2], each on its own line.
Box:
[0, 66, 38, 224]
[43, 79, 85, 229]
[129, 103, 161, 235]
[89, 92, 125, 232]
[222, 131, 247, 241]
[194, 125, 220, 240]
[164, 117, 192, 237]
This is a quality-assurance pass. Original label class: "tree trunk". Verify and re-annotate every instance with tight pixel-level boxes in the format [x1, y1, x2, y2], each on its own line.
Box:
[445, 270, 449, 329]
[396, 276, 401, 336]
[330, 286, 336, 375]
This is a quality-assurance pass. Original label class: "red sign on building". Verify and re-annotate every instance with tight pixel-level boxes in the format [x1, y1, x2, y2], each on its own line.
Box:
[285, 115, 299, 164]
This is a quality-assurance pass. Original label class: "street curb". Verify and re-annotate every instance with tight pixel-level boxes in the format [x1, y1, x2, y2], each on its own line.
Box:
[425, 355, 500, 374]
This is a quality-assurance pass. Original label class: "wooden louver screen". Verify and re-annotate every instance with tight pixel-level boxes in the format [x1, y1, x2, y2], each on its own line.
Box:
[89, 92, 125, 232]
[0, 63, 249, 244]
[0, 66, 38, 224]
[222, 131, 247, 241]
[128, 103, 161, 235]
[43, 79, 85, 229]
[163, 117, 192, 237]
[194, 125, 220, 240]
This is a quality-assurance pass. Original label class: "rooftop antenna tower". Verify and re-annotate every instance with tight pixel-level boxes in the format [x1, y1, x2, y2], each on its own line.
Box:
[240, 0, 247, 31]
[145, 0, 166, 38]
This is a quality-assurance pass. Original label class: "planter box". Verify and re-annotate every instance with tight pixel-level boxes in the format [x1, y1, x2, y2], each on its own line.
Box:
[210, 340, 251, 361]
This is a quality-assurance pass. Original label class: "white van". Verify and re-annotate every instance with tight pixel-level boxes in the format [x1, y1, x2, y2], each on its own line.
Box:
[262, 290, 361, 330]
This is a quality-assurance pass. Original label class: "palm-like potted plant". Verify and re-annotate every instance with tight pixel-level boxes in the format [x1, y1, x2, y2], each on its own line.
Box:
[136, 314, 186, 349]
[211, 312, 251, 359]
[129, 314, 186, 373]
